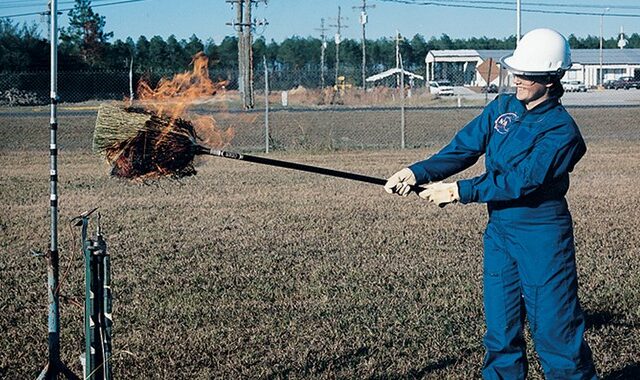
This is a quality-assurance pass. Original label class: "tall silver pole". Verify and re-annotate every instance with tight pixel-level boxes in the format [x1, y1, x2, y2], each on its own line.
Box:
[39, 4, 80, 379]
[264, 56, 269, 154]
[48, 0, 60, 365]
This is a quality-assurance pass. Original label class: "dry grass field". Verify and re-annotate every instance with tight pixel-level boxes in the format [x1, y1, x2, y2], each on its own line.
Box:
[1, 107, 639, 379]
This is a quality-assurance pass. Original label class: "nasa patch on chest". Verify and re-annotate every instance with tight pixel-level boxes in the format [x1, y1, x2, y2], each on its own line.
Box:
[494, 112, 519, 135]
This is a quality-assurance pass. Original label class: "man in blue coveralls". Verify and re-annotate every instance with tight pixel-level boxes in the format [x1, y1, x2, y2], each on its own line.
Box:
[385, 28, 597, 379]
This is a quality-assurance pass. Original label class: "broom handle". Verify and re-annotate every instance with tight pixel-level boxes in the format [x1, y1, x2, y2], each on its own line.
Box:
[199, 147, 425, 193]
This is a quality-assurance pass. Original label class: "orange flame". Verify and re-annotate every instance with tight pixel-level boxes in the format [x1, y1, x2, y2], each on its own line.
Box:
[135, 52, 234, 148]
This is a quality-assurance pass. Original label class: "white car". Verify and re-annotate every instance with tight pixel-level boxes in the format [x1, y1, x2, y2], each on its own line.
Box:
[429, 80, 454, 96]
[562, 80, 588, 92]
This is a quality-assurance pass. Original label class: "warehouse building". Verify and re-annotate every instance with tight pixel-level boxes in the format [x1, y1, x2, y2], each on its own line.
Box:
[425, 48, 640, 88]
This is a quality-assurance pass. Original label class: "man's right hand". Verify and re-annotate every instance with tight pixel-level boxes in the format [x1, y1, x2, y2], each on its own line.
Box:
[384, 168, 417, 196]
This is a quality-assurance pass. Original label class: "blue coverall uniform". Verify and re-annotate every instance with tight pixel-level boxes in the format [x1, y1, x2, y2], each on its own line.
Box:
[409, 94, 597, 379]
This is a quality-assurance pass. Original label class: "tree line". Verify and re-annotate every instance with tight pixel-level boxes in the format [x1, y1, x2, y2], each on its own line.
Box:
[2, 0, 639, 74]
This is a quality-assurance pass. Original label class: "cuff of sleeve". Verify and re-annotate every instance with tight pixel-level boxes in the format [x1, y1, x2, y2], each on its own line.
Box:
[408, 162, 430, 184]
[457, 179, 474, 204]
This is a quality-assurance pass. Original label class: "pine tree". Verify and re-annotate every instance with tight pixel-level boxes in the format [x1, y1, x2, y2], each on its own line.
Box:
[60, 0, 113, 66]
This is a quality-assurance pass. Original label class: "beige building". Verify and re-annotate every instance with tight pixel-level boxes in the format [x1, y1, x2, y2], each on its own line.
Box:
[425, 49, 640, 88]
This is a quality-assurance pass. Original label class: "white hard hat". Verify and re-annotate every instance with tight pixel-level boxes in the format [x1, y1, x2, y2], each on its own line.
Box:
[500, 28, 572, 76]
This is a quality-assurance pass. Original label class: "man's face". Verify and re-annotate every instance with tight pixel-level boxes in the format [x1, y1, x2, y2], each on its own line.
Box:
[513, 74, 550, 104]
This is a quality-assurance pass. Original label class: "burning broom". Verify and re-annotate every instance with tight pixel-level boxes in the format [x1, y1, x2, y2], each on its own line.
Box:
[93, 52, 423, 191]
[93, 104, 425, 191]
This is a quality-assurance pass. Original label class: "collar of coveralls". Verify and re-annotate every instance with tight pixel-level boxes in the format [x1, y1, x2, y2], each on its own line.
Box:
[516, 95, 560, 115]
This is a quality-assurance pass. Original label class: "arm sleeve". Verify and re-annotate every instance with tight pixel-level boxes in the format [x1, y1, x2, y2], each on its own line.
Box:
[408, 106, 491, 184]
[457, 126, 586, 204]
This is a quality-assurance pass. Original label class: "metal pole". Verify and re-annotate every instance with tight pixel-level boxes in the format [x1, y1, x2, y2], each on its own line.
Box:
[48, 0, 61, 371]
[599, 13, 603, 86]
[516, 0, 521, 43]
[38, 5, 80, 380]
[264, 56, 269, 153]
[599, 8, 610, 86]
[399, 53, 405, 149]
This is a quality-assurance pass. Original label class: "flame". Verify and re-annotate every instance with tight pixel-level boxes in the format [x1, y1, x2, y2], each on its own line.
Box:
[135, 52, 234, 148]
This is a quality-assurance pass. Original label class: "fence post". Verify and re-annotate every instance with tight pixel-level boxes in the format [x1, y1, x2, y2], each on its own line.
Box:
[399, 54, 406, 149]
[128, 56, 134, 106]
[264, 56, 269, 153]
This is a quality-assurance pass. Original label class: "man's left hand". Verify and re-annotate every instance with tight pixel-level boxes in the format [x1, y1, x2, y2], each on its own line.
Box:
[418, 182, 460, 207]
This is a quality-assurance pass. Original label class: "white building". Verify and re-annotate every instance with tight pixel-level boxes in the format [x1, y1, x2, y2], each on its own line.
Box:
[425, 49, 640, 88]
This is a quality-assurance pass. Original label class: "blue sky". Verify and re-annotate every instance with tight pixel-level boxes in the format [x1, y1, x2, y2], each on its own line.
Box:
[3, 0, 640, 44]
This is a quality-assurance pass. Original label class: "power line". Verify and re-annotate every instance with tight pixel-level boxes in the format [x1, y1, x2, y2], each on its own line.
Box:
[0, 0, 121, 10]
[0, 0, 149, 18]
[378, 0, 640, 18]
[402, 0, 640, 11]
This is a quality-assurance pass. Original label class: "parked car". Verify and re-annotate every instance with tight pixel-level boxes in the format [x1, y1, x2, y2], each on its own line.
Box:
[562, 80, 587, 92]
[603, 79, 617, 89]
[612, 76, 640, 90]
[481, 83, 499, 93]
[428, 80, 454, 96]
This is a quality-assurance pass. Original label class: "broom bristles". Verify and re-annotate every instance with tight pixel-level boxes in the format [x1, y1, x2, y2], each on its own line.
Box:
[93, 103, 202, 179]
[93, 104, 153, 154]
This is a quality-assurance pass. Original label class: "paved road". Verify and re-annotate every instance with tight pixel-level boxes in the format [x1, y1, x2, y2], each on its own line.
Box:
[2, 88, 639, 117]
[454, 87, 640, 107]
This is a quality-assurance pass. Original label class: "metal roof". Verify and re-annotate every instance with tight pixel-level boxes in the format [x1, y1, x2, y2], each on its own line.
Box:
[366, 67, 424, 82]
[429, 49, 479, 57]
[428, 49, 640, 65]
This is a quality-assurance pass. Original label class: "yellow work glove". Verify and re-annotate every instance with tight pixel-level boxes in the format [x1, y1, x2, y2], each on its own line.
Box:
[384, 168, 417, 196]
[418, 181, 460, 207]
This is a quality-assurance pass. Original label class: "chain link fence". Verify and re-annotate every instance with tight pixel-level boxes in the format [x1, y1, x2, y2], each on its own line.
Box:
[2, 66, 640, 154]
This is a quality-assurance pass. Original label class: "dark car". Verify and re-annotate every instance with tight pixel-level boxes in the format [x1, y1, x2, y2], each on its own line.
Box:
[481, 84, 498, 93]
[603, 79, 617, 89]
[613, 76, 640, 90]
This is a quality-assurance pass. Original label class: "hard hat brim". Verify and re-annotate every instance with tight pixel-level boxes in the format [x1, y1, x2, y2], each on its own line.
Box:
[500, 54, 571, 76]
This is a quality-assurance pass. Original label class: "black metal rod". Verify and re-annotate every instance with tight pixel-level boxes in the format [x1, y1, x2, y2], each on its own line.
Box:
[199, 147, 424, 193]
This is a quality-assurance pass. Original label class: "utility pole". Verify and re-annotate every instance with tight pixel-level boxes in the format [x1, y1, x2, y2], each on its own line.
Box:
[315, 18, 329, 89]
[329, 6, 348, 87]
[599, 7, 610, 86]
[227, 0, 245, 106]
[353, 0, 374, 91]
[227, 0, 267, 109]
[394, 30, 404, 88]
[243, 0, 253, 108]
